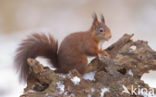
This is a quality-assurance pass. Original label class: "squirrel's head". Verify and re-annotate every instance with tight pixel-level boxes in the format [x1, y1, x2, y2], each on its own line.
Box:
[90, 13, 111, 41]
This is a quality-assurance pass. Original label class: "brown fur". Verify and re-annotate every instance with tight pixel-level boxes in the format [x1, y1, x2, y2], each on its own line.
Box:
[14, 13, 111, 82]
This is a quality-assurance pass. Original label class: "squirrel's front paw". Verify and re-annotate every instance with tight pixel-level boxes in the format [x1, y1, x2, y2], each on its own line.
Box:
[98, 49, 110, 58]
[98, 51, 111, 65]
[102, 50, 110, 58]
[98, 49, 104, 54]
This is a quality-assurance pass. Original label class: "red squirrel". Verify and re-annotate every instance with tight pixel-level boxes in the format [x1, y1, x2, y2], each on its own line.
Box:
[14, 13, 111, 82]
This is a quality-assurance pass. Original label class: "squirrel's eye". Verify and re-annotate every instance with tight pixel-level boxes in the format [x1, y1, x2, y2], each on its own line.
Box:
[99, 28, 104, 32]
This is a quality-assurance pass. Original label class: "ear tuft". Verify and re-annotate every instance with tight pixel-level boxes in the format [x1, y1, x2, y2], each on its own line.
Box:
[92, 12, 99, 26]
[101, 14, 105, 24]
[92, 12, 97, 21]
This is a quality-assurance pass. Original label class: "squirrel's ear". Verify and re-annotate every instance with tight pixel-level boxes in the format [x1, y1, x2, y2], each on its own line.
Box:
[92, 13, 99, 26]
[101, 14, 105, 24]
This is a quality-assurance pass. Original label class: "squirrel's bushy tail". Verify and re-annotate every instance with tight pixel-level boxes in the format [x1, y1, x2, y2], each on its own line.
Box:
[14, 33, 58, 82]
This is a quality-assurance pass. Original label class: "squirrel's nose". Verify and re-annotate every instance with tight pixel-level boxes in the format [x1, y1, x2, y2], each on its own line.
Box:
[109, 34, 112, 39]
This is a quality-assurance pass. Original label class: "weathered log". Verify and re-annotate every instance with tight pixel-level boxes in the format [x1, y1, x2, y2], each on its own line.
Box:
[106, 33, 134, 58]
[19, 34, 156, 97]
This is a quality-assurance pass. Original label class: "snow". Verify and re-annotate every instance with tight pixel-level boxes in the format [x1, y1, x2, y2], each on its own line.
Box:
[141, 70, 156, 88]
[91, 88, 95, 92]
[69, 93, 75, 97]
[128, 69, 133, 76]
[25, 90, 36, 93]
[130, 45, 137, 50]
[82, 71, 96, 81]
[59, 74, 66, 79]
[100, 88, 109, 97]
[88, 94, 91, 97]
[56, 81, 65, 94]
[87, 57, 96, 63]
[45, 93, 53, 97]
[71, 76, 81, 85]
[0, 34, 26, 97]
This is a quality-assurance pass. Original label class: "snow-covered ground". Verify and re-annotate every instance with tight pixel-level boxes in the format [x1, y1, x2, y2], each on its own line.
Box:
[0, 33, 26, 97]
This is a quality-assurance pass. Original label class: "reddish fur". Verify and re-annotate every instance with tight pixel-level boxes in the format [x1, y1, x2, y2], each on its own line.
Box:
[57, 32, 99, 74]
[14, 33, 58, 81]
[14, 14, 111, 82]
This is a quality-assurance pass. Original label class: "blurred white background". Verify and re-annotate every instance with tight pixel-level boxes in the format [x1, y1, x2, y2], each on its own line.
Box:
[0, 0, 156, 97]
